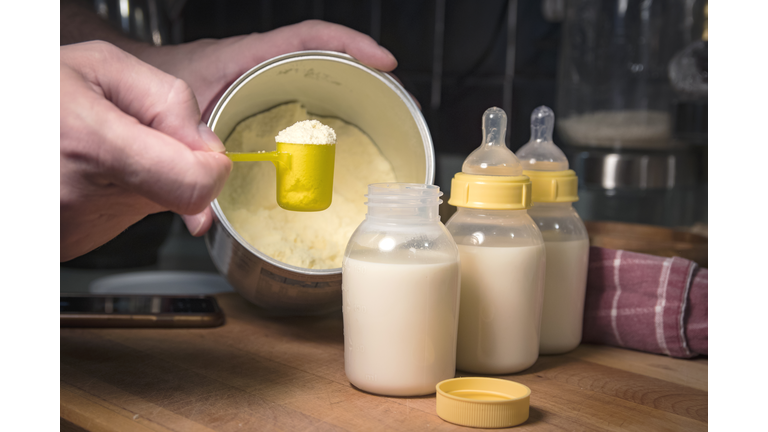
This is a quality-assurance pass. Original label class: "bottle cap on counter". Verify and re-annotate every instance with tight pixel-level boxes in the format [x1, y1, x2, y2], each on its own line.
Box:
[436, 377, 531, 428]
[517, 106, 579, 203]
[448, 107, 532, 210]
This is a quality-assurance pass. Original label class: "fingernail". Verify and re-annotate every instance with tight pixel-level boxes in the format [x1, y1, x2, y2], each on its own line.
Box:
[182, 213, 206, 236]
[198, 123, 226, 153]
[380, 46, 397, 65]
[194, 214, 205, 236]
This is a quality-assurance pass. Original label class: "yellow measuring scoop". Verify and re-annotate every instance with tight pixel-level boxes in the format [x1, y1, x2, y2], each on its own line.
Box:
[225, 122, 336, 212]
[227, 143, 335, 211]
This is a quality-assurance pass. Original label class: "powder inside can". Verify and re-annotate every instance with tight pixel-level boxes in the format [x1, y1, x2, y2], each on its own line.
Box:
[219, 102, 397, 269]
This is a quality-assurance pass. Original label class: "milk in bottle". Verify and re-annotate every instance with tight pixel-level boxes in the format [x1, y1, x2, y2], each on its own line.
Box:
[446, 107, 546, 374]
[517, 106, 590, 355]
[342, 183, 461, 396]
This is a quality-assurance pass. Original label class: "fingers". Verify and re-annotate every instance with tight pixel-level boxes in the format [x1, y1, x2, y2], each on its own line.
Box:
[61, 54, 232, 216]
[181, 207, 214, 237]
[253, 20, 398, 72]
[61, 41, 225, 153]
[98, 104, 232, 215]
[61, 42, 230, 262]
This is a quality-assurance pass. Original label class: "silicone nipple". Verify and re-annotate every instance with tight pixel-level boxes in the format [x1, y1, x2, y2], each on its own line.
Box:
[462, 107, 522, 176]
[516, 106, 569, 171]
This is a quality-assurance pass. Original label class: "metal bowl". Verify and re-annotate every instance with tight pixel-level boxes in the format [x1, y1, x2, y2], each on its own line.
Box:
[205, 51, 434, 315]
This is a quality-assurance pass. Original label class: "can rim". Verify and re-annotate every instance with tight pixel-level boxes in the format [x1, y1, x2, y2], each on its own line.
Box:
[207, 50, 434, 276]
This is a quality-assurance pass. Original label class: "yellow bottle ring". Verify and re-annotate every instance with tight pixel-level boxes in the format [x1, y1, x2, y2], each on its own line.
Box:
[523, 169, 579, 203]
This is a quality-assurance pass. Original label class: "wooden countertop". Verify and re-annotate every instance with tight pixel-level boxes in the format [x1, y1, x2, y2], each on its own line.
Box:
[61, 293, 707, 431]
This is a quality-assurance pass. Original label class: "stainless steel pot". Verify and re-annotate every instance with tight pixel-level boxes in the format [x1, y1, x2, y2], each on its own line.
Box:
[205, 51, 434, 315]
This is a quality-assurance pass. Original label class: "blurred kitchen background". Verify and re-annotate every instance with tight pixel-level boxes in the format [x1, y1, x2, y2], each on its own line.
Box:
[63, 0, 707, 282]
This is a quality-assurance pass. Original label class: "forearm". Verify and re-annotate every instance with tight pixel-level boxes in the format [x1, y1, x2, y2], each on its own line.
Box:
[60, 0, 231, 117]
[60, 0, 150, 58]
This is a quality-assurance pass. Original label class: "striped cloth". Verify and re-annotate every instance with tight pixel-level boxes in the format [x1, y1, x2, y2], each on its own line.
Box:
[582, 247, 708, 358]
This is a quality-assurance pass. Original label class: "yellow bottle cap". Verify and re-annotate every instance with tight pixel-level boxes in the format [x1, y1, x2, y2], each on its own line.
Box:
[523, 169, 579, 203]
[436, 377, 531, 428]
[447, 172, 531, 210]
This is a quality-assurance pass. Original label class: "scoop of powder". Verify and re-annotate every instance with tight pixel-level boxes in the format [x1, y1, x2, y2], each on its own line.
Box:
[276, 119, 337, 144]
[220, 102, 397, 269]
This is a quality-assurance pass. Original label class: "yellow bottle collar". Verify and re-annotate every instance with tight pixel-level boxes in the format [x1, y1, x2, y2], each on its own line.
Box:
[447, 172, 531, 210]
[523, 169, 579, 203]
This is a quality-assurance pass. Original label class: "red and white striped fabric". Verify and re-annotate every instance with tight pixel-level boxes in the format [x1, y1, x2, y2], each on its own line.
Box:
[582, 246, 708, 358]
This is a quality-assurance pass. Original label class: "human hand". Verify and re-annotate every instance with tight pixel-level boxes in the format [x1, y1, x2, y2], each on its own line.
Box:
[137, 20, 399, 120]
[60, 41, 232, 261]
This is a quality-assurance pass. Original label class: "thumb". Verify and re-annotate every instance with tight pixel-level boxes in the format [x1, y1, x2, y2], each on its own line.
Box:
[63, 42, 232, 215]
[94, 98, 232, 215]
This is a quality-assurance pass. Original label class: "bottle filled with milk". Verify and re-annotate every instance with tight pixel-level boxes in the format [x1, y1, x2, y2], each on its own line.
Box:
[517, 106, 590, 355]
[445, 107, 546, 374]
[342, 183, 461, 396]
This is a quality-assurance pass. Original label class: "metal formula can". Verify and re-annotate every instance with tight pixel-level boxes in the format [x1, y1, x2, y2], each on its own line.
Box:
[205, 51, 434, 315]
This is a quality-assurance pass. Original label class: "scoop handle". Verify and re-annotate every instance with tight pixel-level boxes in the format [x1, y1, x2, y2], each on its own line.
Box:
[226, 151, 282, 163]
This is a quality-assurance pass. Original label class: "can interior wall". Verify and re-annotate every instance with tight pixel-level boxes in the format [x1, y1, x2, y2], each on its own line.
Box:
[209, 52, 432, 185]
[205, 51, 434, 314]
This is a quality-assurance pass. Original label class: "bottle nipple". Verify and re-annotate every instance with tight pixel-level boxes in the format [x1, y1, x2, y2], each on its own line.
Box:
[516, 106, 569, 171]
[462, 107, 522, 176]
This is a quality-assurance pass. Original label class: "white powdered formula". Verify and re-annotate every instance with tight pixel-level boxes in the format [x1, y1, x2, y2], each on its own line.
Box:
[276, 119, 336, 144]
[538, 237, 590, 354]
[342, 255, 461, 396]
[456, 244, 546, 374]
[219, 103, 397, 269]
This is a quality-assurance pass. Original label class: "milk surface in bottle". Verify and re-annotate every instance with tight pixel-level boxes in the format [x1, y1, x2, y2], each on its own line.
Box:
[517, 106, 590, 355]
[342, 183, 461, 396]
[446, 107, 546, 374]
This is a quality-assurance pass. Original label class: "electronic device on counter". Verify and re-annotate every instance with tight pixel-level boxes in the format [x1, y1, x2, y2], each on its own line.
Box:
[60, 295, 225, 328]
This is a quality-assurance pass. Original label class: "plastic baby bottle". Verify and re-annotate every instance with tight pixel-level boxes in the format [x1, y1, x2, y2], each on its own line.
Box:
[342, 183, 461, 396]
[517, 106, 590, 355]
[445, 107, 546, 374]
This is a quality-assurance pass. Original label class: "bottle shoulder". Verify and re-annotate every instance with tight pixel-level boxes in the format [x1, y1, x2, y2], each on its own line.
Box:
[445, 209, 544, 247]
[345, 218, 459, 264]
[527, 205, 588, 241]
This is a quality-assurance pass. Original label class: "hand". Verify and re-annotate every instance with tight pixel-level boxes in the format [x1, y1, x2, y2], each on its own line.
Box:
[137, 20, 399, 120]
[60, 41, 232, 261]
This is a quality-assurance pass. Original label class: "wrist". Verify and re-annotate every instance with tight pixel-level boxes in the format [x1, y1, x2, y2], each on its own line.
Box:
[131, 43, 170, 71]
[119, 39, 156, 61]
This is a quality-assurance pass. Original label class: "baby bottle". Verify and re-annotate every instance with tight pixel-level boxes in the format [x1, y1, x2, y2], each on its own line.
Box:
[445, 107, 546, 374]
[342, 183, 461, 396]
[517, 106, 590, 355]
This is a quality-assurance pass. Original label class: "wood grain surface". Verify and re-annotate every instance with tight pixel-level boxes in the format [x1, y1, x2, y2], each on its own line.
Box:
[584, 221, 708, 268]
[60, 293, 707, 431]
